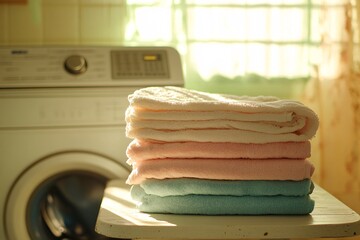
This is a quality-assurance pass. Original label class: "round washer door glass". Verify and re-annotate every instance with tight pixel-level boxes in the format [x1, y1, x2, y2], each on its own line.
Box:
[5, 152, 129, 240]
[28, 171, 107, 239]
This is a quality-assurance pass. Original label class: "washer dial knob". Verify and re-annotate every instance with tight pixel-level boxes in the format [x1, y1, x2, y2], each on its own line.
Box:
[64, 55, 87, 75]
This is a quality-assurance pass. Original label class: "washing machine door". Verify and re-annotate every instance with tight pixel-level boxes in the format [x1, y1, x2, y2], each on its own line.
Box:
[5, 151, 129, 240]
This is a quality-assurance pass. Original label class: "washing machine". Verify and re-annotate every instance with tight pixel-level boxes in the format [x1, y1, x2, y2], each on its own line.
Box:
[0, 46, 184, 240]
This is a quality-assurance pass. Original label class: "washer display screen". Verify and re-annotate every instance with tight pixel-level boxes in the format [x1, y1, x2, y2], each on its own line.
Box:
[111, 50, 170, 79]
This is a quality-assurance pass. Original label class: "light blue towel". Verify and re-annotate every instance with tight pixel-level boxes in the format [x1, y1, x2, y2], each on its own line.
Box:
[131, 185, 315, 215]
[139, 178, 314, 197]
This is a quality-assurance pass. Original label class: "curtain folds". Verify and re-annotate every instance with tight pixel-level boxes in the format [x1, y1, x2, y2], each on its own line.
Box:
[301, 0, 360, 214]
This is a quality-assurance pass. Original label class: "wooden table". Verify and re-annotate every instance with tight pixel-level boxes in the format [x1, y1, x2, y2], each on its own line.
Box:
[95, 180, 360, 239]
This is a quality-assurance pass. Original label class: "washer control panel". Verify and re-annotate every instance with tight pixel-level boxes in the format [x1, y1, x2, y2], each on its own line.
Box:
[0, 46, 183, 88]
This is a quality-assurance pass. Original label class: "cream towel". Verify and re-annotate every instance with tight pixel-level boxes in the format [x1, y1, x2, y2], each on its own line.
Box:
[126, 86, 319, 143]
[126, 115, 306, 133]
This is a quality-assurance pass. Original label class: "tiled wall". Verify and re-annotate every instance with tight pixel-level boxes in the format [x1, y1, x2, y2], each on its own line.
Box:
[0, 0, 126, 45]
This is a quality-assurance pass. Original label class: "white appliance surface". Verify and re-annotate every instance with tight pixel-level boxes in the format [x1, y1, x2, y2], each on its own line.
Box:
[0, 46, 184, 240]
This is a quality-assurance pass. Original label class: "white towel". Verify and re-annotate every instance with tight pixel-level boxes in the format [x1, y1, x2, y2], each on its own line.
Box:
[126, 86, 319, 143]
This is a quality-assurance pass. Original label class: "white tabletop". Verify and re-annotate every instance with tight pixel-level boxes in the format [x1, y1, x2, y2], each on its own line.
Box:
[95, 180, 360, 239]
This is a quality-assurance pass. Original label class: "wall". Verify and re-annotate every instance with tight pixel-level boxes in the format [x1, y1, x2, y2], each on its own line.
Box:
[0, 0, 126, 45]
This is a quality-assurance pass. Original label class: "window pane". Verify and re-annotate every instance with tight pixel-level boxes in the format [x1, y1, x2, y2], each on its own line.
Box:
[267, 45, 310, 78]
[187, 8, 247, 41]
[188, 43, 248, 80]
[127, 6, 172, 41]
[310, 9, 321, 43]
[188, 43, 310, 80]
[268, 7, 306, 42]
[188, 7, 306, 42]
[247, 8, 271, 41]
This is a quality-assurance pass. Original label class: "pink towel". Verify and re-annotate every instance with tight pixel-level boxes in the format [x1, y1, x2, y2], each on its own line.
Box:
[126, 158, 315, 185]
[126, 140, 311, 164]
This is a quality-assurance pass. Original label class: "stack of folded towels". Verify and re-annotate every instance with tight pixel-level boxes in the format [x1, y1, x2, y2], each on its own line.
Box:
[125, 86, 319, 215]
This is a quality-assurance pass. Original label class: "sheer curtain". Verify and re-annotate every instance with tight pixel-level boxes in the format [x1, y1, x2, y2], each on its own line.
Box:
[302, 0, 360, 216]
[125, 0, 360, 216]
[124, 0, 318, 98]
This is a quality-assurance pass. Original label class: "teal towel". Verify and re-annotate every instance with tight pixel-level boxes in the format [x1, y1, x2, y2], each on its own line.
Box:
[131, 185, 315, 215]
[139, 178, 314, 197]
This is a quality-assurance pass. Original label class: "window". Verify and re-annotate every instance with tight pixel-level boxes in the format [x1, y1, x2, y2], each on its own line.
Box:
[124, 0, 357, 97]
